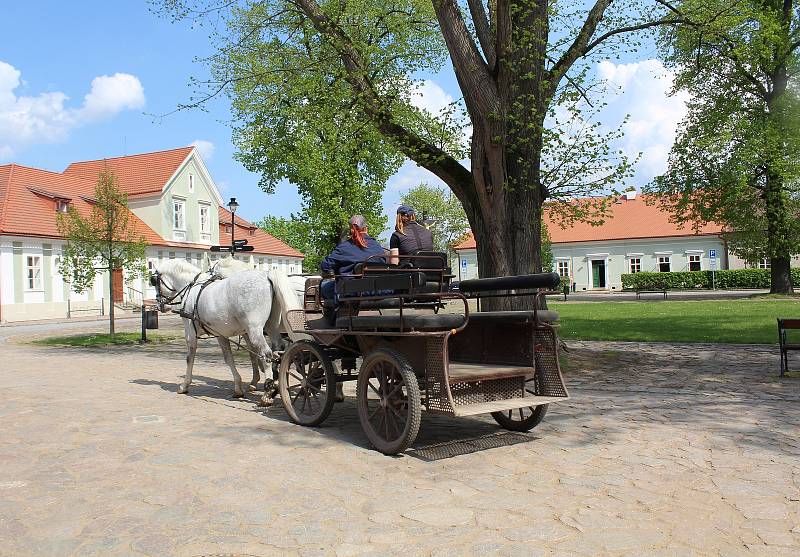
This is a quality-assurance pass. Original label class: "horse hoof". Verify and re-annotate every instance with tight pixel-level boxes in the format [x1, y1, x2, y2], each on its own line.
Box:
[248, 384, 258, 392]
[258, 397, 273, 408]
[177, 386, 189, 394]
[233, 391, 245, 398]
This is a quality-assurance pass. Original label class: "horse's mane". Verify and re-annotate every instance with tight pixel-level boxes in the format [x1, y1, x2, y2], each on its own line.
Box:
[212, 256, 251, 278]
[157, 259, 207, 282]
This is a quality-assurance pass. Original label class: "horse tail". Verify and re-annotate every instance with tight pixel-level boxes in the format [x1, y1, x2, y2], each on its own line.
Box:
[269, 269, 309, 342]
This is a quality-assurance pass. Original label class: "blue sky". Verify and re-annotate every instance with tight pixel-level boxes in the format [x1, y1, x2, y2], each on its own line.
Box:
[1, 2, 687, 228]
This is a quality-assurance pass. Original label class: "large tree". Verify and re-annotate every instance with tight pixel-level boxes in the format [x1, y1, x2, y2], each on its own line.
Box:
[57, 170, 148, 336]
[160, 0, 680, 308]
[650, 0, 800, 293]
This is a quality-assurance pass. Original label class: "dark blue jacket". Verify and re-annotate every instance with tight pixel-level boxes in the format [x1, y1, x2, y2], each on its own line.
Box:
[320, 235, 385, 275]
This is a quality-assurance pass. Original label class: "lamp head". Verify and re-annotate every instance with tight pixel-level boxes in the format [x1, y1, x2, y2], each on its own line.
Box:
[228, 197, 239, 214]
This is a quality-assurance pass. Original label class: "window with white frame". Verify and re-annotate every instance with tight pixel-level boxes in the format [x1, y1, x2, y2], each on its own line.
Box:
[629, 258, 641, 273]
[56, 200, 69, 213]
[199, 204, 211, 242]
[173, 199, 185, 230]
[26, 256, 42, 290]
[757, 258, 771, 269]
[689, 254, 701, 272]
[658, 256, 671, 272]
[556, 260, 569, 277]
[188, 173, 195, 193]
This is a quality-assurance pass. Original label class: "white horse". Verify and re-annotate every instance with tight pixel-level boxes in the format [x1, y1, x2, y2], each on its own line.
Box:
[210, 256, 313, 306]
[153, 259, 302, 405]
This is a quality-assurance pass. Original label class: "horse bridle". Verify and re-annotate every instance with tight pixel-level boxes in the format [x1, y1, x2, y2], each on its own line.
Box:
[150, 271, 199, 313]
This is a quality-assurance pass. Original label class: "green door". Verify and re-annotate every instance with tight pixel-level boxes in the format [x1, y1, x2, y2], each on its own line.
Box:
[592, 260, 606, 288]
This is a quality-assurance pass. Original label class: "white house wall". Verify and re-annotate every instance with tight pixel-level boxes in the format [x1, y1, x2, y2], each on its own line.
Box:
[456, 235, 727, 291]
[1, 237, 304, 323]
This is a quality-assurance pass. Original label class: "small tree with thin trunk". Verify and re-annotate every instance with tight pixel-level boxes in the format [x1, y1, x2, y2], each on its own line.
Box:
[57, 170, 148, 336]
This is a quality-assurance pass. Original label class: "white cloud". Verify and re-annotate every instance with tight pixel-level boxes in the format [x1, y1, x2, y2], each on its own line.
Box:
[597, 59, 690, 180]
[190, 139, 215, 161]
[79, 73, 145, 120]
[410, 80, 454, 116]
[0, 61, 145, 161]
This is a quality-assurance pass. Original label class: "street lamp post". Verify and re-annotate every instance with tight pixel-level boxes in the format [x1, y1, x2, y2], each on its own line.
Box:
[228, 197, 239, 257]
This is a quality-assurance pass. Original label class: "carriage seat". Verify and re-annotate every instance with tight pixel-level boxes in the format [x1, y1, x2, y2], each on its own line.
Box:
[335, 312, 465, 331]
[334, 309, 558, 331]
[468, 310, 559, 324]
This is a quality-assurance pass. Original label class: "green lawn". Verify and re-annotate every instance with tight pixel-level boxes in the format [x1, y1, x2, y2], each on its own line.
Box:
[550, 299, 800, 344]
[33, 332, 181, 347]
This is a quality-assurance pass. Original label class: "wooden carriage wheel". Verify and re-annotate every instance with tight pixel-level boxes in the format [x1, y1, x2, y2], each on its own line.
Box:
[491, 405, 548, 431]
[279, 340, 336, 427]
[357, 349, 421, 455]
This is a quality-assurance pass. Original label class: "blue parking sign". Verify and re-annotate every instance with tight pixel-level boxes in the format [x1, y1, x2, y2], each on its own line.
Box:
[461, 259, 467, 269]
[709, 249, 716, 258]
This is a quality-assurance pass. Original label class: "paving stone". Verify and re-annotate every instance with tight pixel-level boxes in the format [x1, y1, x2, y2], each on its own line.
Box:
[2, 327, 799, 557]
[400, 507, 474, 527]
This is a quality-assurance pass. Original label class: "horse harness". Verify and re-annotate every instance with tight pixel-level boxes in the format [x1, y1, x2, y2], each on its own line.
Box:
[151, 271, 273, 360]
[152, 271, 222, 339]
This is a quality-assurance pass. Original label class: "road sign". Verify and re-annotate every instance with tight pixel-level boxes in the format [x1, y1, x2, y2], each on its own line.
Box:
[461, 259, 467, 269]
[710, 257, 718, 270]
[709, 249, 716, 258]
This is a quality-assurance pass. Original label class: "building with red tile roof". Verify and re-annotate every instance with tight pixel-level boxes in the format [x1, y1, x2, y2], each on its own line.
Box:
[453, 192, 733, 291]
[1, 147, 304, 322]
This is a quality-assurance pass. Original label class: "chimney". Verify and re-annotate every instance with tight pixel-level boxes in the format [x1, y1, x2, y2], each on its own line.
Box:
[624, 190, 637, 201]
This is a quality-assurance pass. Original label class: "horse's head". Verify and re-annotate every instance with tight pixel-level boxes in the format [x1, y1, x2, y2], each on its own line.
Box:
[151, 259, 203, 312]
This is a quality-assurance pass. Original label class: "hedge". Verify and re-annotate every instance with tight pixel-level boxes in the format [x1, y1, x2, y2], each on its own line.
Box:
[620, 268, 800, 290]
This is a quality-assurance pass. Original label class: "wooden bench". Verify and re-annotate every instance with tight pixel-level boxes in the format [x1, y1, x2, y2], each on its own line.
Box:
[778, 319, 800, 376]
[635, 288, 668, 300]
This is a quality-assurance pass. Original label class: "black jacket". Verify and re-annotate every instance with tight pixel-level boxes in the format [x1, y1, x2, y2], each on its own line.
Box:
[389, 221, 434, 255]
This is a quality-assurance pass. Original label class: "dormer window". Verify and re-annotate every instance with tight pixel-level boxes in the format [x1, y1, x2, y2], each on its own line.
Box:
[224, 224, 233, 234]
[56, 200, 69, 213]
[249, 228, 255, 236]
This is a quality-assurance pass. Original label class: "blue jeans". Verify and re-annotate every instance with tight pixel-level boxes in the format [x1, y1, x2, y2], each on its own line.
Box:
[320, 279, 336, 303]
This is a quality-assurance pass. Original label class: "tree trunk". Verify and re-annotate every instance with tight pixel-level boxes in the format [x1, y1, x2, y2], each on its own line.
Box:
[764, 37, 794, 294]
[468, 120, 542, 311]
[765, 170, 794, 293]
[108, 267, 115, 337]
[770, 257, 793, 294]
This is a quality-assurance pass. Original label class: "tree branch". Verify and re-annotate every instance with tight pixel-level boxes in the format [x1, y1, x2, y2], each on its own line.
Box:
[292, 0, 473, 196]
[432, 0, 498, 115]
[548, 0, 611, 89]
[467, 0, 496, 70]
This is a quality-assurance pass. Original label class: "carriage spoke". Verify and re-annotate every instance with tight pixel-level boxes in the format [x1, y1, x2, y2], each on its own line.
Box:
[367, 380, 380, 396]
[288, 371, 304, 383]
[291, 389, 303, 406]
[368, 403, 381, 421]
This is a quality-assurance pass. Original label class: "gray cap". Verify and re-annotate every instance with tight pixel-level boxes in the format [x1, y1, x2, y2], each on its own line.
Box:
[349, 215, 367, 228]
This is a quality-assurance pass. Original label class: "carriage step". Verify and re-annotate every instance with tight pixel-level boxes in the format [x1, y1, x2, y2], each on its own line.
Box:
[452, 395, 567, 417]
[448, 361, 533, 384]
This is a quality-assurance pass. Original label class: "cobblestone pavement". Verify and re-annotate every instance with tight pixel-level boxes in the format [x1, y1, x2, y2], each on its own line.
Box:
[0, 321, 798, 556]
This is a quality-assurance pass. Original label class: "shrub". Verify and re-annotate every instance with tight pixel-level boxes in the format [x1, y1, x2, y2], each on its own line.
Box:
[621, 268, 800, 290]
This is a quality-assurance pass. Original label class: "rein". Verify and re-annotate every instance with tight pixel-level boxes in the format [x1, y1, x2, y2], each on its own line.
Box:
[153, 271, 202, 312]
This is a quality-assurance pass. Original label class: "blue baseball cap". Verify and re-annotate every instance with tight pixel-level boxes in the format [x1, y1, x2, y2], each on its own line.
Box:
[397, 204, 415, 215]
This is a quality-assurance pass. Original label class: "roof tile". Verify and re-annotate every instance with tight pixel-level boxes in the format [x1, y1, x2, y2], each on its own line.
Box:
[63, 146, 194, 196]
[454, 194, 723, 250]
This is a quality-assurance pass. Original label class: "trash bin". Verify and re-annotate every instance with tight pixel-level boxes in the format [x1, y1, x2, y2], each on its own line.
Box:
[145, 309, 159, 329]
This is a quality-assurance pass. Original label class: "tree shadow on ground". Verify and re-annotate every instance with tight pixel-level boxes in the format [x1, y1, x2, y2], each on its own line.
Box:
[130, 341, 800, 459]
[130, 374, 534, 456]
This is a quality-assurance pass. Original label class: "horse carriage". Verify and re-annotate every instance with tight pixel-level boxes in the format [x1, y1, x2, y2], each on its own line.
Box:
[277, 254, 570, 455]
[151, 254, 569, 455]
